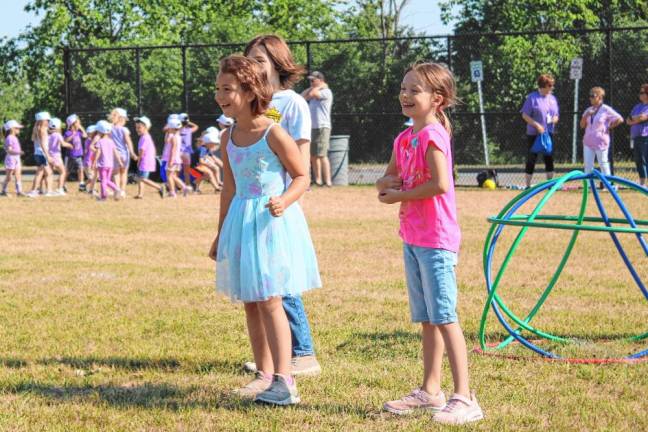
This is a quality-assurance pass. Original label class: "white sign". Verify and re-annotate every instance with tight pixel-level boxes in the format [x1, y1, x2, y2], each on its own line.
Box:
[570, 58, 583, 80]
[470, 61, 483, 82]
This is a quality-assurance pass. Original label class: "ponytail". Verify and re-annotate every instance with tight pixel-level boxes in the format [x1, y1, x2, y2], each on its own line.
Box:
[406, 62, 457, 137]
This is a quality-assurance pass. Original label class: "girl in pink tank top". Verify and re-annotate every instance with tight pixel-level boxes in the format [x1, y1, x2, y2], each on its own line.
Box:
[376, 63, 483, 425]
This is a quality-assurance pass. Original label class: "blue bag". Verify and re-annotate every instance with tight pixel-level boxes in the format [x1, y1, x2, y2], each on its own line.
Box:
[531, 132, 553, 155]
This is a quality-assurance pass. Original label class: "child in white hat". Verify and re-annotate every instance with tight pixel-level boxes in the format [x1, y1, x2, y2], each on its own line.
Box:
[64, 114, 88, 191]
[133, 116, 165, 199]
[48, 117, 73, 195]
[1, 120, 26, 197]
[27, 111, 56, 197]
[162, 117, 191, 197]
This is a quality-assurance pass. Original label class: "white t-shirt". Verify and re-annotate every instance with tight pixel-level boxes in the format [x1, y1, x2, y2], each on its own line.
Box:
[308, 88, 333, 129]
[266, 89, 311, 142]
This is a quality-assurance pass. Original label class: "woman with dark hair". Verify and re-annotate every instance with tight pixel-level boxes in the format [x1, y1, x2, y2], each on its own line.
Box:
[626, 83, 648, 186]
[243, 35, 321, 377]
[520, 74, 559, 188]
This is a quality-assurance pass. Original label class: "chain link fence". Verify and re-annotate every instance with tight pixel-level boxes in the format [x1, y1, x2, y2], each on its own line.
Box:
[63, 27, 648, 186]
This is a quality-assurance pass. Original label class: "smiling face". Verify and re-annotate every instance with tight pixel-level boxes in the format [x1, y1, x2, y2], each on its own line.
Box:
[135, 122, 147, 136]
[399, 70, 440, 120]
[215, 72, 252, 119]
[246, 45, 279, 88]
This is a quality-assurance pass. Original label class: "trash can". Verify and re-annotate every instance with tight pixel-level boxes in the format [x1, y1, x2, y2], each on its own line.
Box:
[328, 135, 349, 186]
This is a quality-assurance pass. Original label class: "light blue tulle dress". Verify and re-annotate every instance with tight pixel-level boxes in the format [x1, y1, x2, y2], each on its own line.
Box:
[216, 123, 321, 302]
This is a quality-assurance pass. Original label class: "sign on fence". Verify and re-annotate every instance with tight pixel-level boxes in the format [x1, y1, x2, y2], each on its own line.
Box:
[570, 58, 583, 80]
[470, 61, 484, 82]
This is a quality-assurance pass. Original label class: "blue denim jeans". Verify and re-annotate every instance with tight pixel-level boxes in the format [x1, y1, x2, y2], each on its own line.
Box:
[282, 295, 315, 357]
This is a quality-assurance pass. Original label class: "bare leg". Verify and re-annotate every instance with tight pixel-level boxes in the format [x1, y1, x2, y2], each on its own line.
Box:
[437, 322, 470, 398]
[244, 302, 274, 375]
[322, 156, 332, 186]
[1, 170, 12, 192]
[31, 167, 44, 192]
[257, 296, 292, 376]
[421, 322, 444, 395]
[311, 156, 321, 184]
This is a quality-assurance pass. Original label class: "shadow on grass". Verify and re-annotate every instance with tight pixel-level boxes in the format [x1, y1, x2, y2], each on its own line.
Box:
[35, 356, 245, 375]
[336, 330, 420, 359]
[37, 356, 181, 371]
[0, 358, 28, 368]
[2, 381, 375, 416]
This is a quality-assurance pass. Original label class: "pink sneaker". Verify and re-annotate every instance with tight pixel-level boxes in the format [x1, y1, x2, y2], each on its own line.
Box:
[383, 388, 446, 415]
[432, 392, 484, 425]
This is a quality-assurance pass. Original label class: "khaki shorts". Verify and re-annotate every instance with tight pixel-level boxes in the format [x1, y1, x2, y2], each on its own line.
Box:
[310, 127, 331, 157]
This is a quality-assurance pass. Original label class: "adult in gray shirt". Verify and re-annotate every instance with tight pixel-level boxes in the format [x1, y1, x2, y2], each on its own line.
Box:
[302, 71, 333, 187]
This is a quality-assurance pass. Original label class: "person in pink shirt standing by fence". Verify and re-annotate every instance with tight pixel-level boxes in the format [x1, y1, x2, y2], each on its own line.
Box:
[376, 62, 483, 426]
[92, 120, 123, 201]
[579, 86, 623, 179]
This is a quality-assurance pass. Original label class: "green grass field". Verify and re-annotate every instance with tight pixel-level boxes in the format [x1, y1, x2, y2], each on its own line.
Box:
[1, 185, 647, 431]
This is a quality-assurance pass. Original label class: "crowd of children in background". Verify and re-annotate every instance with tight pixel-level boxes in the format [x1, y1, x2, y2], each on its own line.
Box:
[1, 110, 232, 200]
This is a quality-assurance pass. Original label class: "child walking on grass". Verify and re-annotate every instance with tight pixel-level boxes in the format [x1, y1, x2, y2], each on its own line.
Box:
[92, 121, 123, 201]
[208, 55, 321, 406]
[1, 120, 25, 197]
[133, 116, 164, 199]
[376, 62, 484, 425]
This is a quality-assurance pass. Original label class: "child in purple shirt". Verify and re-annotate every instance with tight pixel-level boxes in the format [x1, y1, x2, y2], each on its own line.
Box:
[64, 114, 88, 191]
[92, 121, 123, 200]
[48, 118, 73, 195]
[520, 74, 559, 188]
[1, 120, 25, 196]
[133, 116, 165, 199]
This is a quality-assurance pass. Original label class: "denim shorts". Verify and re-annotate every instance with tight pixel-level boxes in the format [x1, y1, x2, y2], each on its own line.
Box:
[138, 170, 150, 179]
[34, 154, 48, 166]
[403, 244, 458, 324]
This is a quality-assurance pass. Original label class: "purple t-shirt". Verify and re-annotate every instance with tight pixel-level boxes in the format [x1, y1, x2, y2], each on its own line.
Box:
[180, 126, 194, 154]
[138, 133, 157, 172]
[64, 130, 84, 158]
[4, 135, 21, 155]
[630, 103, 648, 138]
[520, 91, 560, 136]
[96, 137, 116, 168]
[582, 104, 622, 151]
[48, 132, 64, 156]
[83, 138, 95, 167]
[111, 125, 130, 155]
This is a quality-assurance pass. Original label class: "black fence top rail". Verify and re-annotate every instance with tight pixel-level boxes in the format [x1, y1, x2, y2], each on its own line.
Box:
[64, 26, 648, 53]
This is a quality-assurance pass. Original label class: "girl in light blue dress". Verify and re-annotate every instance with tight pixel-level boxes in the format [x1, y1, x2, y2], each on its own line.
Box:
[208, 55, 321, 406]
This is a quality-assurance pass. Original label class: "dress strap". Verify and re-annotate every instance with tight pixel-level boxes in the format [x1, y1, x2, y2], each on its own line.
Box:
[261, 122, 275, 140]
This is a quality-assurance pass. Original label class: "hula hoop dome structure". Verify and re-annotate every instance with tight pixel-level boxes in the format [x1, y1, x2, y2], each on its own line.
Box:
[479, 170, 647, 363]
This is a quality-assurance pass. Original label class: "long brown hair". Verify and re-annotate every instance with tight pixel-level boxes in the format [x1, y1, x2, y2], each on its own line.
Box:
[243, 34, 305, 90]
[405, 62, 457, 135]
[219, 55, 273, 116]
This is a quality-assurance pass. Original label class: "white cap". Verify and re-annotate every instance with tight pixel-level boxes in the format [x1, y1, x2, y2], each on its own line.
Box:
[204, 126, 219, 135]
[96, 120, 113, 134]
[3, 120, 24, 131]
[179, 113, 189, 122]
[166, 118, 182, 130]
[202, 132, 220, 145]
[404, 118, 414, 127]
[114, 108, 128, 119]
[66, 114, 79, 127]
[49, 118, 62, 130]
[134, 116, 152, 129]
[35, 111, 51, 121]
[167, 113, 179, 122]
[217, 114, 234, 126]
[86, 125, 97, 134]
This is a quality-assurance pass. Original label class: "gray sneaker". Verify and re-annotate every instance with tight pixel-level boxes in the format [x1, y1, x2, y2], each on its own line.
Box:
[291, 355, 322, 376]
[254, 374, 300, 405]
[233, 371, 272, 399]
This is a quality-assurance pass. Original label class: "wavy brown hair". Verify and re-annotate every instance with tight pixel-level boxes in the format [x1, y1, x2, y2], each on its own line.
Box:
[405, 62, 457, 136]
[219, 55, 273, 116]
[243, 34, 305, 90]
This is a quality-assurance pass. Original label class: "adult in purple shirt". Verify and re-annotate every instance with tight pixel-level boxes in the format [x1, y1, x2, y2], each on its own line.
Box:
[626, 83, 648, 186]
[520, 74, 559, 188]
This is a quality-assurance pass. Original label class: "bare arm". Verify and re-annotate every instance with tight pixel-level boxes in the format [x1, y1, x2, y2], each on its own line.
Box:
[375, 150, 401, 191]
[208, 129, 235, 260]
[187, 122, 199, 133]
[379, 147, 449, 204]
[267, 125, 309, 213]
[522, 113, 544, 134]
[125, 131, 137, 160]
